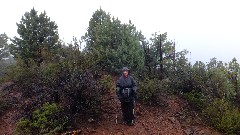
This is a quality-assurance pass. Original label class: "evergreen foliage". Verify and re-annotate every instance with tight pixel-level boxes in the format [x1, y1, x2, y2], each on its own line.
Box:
[83, 9, 145, 74]
[0, 33, 10, 59]
[11, 8, 59, 66]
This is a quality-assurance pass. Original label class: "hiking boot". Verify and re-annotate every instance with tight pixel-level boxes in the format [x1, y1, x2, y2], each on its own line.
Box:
[127, 120, 135, 126]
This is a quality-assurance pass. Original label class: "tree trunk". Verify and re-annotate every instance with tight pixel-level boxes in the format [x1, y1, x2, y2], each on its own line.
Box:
[173, 41, 176, 73]
[159, 34, 163, 74]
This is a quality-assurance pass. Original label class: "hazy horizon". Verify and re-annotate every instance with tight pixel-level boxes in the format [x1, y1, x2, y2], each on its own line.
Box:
[1, 0, 239, 63]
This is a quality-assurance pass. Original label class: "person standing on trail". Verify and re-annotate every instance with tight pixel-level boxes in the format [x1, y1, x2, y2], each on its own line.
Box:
[116, 67, 137, 126]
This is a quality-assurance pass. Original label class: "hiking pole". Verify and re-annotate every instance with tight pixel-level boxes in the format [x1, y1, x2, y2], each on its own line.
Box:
[133, 100, 135, 118]
[115, 96, 119, 124]
[133, 99, 136, 124]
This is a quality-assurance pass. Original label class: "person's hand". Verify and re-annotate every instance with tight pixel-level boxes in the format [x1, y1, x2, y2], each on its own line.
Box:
[116, 101, 121, 109]
[134, 95, 138, 100]
[116, 99, 121, 105]
[116, 96, 121, 104]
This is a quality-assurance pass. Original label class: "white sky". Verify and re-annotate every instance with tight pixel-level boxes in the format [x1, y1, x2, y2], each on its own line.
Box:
[1, 0, 240, 63]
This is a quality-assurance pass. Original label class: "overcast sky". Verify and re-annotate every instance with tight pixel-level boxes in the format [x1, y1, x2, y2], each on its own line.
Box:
[1, 0, 239, 63]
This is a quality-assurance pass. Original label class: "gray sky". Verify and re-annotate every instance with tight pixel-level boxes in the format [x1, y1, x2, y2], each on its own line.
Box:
[1, 0, 240, 63]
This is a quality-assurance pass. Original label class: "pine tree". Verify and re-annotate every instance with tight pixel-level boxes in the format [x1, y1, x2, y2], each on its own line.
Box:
[83, 9, 145, 73]
[11, 8, 59, 66]
[0, 33, 9, 60]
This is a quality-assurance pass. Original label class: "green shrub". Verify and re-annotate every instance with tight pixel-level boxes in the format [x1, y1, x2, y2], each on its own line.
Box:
[0, 59, 15, 79]
[57, 64, 106, 119]
[5, 60, 42, 97]
[183, 91, 205, 110]
[41, 63, 61, 89]
[14, 118, 32, 135]
[138, 79, 160, 104]
[9, 57, 108, 121]
[203, 98, 240, 134]
[15, 102, 68, 135]
[98, 75, 113, 91]
[41, 63, 59, 80]
[7, 59, 38, 82]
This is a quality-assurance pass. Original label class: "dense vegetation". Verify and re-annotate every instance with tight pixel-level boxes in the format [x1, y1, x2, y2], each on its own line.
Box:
[0, 8, 240, 134]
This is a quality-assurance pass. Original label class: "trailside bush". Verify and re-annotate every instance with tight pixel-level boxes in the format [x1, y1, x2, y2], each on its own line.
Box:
[203, 99, 240, 134]
[0, 59, 15, 80]
[41, 63, 60, 82]
[7, 59, 38, 82]
[15, 102, 68, 135]
[7, 51, 110, 123]
[98, 75, 113, 91]
[61, 68, 105, 118]
[0, 99, 11, 116]
[183, 91, 206, 110]
[138, 78, 168, 105]
[139, 78, 158, 104]
[138, 78, 172, 107]
[6, 59, 42, 97]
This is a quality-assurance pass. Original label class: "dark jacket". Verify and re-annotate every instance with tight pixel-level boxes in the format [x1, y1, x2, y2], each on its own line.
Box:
[116, 75, 137, 102]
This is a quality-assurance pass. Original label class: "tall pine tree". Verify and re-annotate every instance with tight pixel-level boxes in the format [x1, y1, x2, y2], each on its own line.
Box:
[11, 8, 59, 66]
[0, 33, 9, 60]
[83, 9, 144, 73]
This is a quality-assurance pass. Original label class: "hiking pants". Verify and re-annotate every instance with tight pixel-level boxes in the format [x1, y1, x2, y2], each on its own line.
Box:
[121, 101, 135, 123]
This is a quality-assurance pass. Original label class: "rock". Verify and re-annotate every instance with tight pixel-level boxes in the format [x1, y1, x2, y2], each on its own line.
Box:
[184, 128, 194, 135]
[88, 118, 95, 123]
[198, 130, 206, 135]
[168, 117, 177, 124]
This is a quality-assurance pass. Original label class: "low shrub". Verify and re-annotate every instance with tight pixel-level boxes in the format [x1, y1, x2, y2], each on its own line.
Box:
[15, 102, 68, 135]
[7, 49, 111, 129]
[183, 91, 205, 110]
[98, 75, 113, 91]
[138, 79, 160, 105]
[7, 59, 38, 83]
[41, 63, 60, 82]
[0, 59, 15, 79]
[203, 98, 240, 134]
[61, 69, 105, 118]
[8, 58, 108, 122]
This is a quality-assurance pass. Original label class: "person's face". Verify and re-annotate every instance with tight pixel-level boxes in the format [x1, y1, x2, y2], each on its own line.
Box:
[123, 70, 129, 77]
